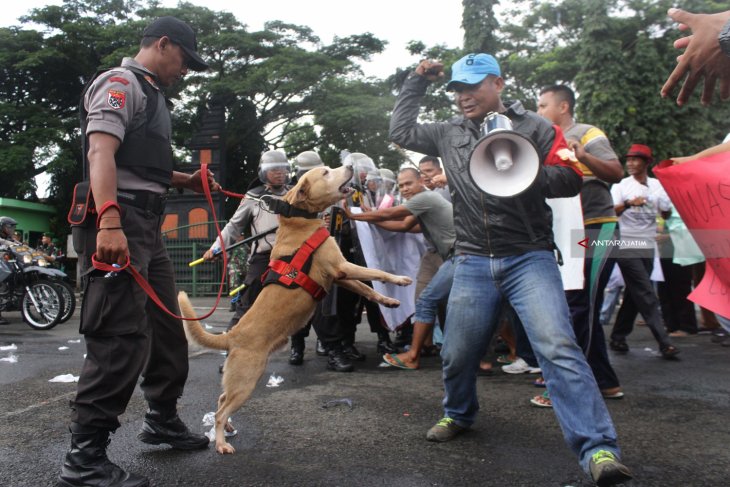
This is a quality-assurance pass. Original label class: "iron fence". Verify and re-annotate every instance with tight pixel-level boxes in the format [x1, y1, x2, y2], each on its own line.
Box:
[163, 221, 229, 297]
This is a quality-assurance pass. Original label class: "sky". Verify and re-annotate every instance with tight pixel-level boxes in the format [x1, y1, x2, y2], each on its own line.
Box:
[0, 0, 466, 78]
[1, 1, 466, 196]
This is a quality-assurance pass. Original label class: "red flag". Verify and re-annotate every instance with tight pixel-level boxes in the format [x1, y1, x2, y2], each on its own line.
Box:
[654, 152, 730, 318]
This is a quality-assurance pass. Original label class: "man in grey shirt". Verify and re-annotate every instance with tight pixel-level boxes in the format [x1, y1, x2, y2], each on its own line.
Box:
[347, 168, 455, 369]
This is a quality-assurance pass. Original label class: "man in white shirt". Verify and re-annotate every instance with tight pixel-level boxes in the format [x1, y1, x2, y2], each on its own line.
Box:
[609, 144, 679, 358]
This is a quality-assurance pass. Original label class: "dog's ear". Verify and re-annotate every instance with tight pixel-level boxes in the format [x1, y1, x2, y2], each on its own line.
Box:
[289, 179, 310, 206]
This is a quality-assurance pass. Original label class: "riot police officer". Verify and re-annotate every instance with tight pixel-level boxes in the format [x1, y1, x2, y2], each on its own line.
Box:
[204, 150, 291, 336]
[293, 150, 325, 180]
[59, 17, 217, 487]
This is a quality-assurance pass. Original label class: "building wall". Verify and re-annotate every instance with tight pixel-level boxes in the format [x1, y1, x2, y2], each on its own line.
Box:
[0, 197, 55, 245]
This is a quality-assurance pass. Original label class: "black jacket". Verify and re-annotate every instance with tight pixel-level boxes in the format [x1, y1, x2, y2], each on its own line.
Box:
[389, 73, 582, 257]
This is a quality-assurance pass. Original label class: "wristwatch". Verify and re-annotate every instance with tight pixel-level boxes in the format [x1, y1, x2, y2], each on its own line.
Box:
[720, 19, 730, 58]
[623, 199, 631, 208]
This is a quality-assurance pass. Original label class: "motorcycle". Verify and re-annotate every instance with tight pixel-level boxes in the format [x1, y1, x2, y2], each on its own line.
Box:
[0, 243, 67, 329]
[29, 249, 76, 324]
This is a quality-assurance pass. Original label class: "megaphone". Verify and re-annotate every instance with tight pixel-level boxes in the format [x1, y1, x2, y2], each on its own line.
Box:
[468, 112, 540, 197]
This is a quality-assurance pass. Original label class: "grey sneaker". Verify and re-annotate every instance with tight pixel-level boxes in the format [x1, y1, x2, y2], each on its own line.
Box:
[426, 417, 467, 442]
[589, 450, 633, 486]
[502, 357, 541, 374]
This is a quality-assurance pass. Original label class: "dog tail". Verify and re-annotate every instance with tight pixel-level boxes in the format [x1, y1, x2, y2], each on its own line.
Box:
[178, 291, 229, 351]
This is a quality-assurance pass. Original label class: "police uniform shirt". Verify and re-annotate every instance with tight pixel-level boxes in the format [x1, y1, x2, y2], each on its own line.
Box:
[212, 185, 289, 256]
[84, 57, 170, 194]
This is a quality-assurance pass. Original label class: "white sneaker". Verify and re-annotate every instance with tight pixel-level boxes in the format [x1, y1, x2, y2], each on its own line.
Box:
[502, 357, 541, 374]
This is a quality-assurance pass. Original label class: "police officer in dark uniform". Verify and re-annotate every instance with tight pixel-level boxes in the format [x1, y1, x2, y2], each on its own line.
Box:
[59, 17, 219, 487]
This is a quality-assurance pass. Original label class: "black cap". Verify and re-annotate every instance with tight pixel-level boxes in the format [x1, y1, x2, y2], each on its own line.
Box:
[143, 16, 209, 71]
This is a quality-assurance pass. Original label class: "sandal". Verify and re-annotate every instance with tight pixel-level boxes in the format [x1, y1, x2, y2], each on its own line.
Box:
[660, 345, 680, 360]
[530, 391, 553, 408]
[496, 354, 514, 364]
[533, 377, 546, 388]
[382, 353, 418, 370]
[477, 361, 494, 376]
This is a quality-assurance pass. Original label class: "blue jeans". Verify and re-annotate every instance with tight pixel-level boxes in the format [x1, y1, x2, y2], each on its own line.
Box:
[717, 314, 730, 333]
[440, 251, 620, 472]
[414, 257, 455, 324]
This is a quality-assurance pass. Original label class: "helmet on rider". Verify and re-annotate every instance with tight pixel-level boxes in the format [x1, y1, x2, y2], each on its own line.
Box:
[0, 216, 18, 239]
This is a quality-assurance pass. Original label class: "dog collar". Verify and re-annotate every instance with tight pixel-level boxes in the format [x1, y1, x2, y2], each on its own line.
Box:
[263, 197, 320, 219]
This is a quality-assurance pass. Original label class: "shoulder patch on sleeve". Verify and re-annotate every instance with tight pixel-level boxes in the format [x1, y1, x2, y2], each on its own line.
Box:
[107, 90, 127, 110]
[108, 76, 130, 85]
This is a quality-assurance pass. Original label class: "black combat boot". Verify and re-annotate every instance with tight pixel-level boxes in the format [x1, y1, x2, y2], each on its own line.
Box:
[327, 345, 355, 372]
[289, 336, 305, 365]
[58, 423, 149, 487]
[342, 342, 366, 361]
[377, 330, 398, 355]
[138, 403, 209, 450]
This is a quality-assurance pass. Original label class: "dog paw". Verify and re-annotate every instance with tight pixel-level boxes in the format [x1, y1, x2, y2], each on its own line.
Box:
[392, 275, 412, 286]
[216, 442, 236, 454]
[381, 297, 401, 308]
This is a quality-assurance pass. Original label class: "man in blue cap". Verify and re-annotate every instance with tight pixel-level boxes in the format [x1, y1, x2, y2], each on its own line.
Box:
[389, 54, 633, 486]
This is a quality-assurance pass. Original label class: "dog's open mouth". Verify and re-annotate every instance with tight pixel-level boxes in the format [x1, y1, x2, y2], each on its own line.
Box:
[339, 181, 352, 195]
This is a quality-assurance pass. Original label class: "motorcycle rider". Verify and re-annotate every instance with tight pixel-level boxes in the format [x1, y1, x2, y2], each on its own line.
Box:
[0, 217, 20, 325]
[0, 216, 19, 246]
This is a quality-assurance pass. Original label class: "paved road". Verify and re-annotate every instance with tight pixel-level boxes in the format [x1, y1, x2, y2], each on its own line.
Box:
[0, 296, 728, 486]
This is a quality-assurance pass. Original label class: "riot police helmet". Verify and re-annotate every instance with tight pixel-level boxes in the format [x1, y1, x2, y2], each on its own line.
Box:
[294, 151, 324, 178]
[258, 150, 291, 188]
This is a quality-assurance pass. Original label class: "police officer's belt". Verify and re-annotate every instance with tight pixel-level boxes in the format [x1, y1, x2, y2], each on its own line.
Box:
[117, 190, 168, 215]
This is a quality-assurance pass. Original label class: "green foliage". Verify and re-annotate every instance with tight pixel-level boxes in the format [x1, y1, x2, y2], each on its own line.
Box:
[462, 0, 501, 53]
[4, 0, 730, 240]
[0, 0, 396, 237]
[490, 0, 730, 166]
[311, 78, 401, 170]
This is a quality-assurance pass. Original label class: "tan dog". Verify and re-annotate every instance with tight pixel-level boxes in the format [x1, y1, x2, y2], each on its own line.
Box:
[179, 164, 412, 454]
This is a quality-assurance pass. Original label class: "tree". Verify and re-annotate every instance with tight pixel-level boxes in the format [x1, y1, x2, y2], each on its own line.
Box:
[486, 0, 730, 162]
[462, 0, 501, 54]
[0, 0, 397, 237]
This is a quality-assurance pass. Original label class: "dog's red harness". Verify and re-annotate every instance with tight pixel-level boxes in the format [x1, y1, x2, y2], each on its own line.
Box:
[262, 227, 330, 301]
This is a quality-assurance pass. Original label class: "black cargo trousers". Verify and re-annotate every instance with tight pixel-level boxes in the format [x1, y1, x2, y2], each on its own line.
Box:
[71, 201, 188, 431]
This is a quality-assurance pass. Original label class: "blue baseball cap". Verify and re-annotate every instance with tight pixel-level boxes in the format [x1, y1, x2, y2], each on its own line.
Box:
[446, 53, 501, 91]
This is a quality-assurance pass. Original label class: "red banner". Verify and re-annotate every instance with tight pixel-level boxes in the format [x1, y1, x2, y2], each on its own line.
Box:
[654, 152, 730, 318]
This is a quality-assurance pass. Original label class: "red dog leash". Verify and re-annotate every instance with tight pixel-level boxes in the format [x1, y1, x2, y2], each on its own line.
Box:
[91, 163, 241, 321]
